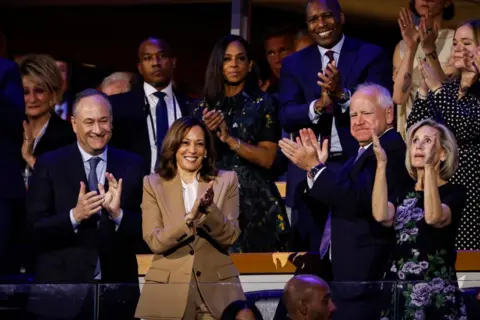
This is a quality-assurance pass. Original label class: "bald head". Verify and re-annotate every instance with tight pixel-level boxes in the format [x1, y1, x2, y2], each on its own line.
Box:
[284, 275, 335, 320]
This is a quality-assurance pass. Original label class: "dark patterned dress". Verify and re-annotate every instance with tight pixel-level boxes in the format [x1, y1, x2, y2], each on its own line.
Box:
[193, 91, 291, 252]
[407, 79, 480, 250]
[380, 183, 467, 320]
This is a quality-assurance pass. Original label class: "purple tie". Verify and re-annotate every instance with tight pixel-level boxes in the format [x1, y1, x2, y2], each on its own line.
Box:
[319, 213, 331, 259]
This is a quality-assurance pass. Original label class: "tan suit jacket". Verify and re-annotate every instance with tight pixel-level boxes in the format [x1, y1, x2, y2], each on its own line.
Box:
[135, 170, 245, 320]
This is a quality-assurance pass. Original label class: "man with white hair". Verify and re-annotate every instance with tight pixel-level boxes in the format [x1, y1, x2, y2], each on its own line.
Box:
[280, 83, 412, 320]
[100, 72, 133, 96]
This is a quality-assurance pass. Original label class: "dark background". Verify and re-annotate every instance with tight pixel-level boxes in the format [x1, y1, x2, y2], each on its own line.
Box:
[0, 4, 400, 96]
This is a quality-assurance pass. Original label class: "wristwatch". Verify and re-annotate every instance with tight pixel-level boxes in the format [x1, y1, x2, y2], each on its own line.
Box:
[308, 163, 325, 179]
[336, 88, 351, 104]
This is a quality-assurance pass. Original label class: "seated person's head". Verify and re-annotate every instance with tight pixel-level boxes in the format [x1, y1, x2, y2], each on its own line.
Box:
[349, 83, 394, 147]
[100, 72, 133, 96]
[17, 54, 63, 119]
[220, 300, 263, 320]
[264, 26, 294, 79]
[156, 116, 217, 181]
[294, 29, 314, 52]
[284, 275, 335, 320]
[405, 119, 458, 181]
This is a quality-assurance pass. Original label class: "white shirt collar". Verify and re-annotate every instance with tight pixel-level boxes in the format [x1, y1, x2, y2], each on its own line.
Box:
[317, 35, 345, 59]
[143, 81, 174, 99]
[181, 176, 199, 189]
[77, 142, 108, 163]
[361, 127, 394, 151]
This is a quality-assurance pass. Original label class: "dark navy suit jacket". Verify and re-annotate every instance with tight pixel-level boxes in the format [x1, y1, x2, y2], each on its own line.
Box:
[279, 37, 393, 209]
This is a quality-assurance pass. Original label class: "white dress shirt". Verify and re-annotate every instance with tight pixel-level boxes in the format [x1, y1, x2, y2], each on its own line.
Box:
[69, 143, 123, 229]
[308, 35, 349, 153]
[144, 82, 182, 173]
[181, 178, 198, 214]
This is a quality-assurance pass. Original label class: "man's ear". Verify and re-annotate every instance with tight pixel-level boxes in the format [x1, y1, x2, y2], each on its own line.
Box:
[172, 57, 177, 69]
[340, 12, 345, 25]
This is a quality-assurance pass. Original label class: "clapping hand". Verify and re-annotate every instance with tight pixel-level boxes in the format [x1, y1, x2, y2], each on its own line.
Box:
[423, 134, 440, 170]
[22, 120, 35, 167]
[372, 127, 387, 168]
[317, 61, 342, 98]
[418, 58, 443, 92]
[185, 181, 215, 227]
[202, 108, 224, 132]
[73, 182, 105, 223]
[98, 173, 123, 219]
[279, 128, 328, 171]
[418, 14, 438, 55]
[398, 8, 419, 50]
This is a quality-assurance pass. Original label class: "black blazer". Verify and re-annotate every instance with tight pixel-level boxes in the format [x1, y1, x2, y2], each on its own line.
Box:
[109, 87, 195, 174]
[0, 58, 25, 200]
[33, 112, 76, 158]
[308, 129, 412, 287]
[27, 143, 144, 283]
[279, 37, 393, 208]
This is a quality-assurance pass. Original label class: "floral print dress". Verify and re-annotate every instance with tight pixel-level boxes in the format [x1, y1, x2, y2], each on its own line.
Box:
[380, 183, 467, 320]
[193, 91, 291, 252]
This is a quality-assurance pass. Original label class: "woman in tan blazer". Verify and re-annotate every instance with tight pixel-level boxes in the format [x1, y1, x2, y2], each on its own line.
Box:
[136, 116, 245, 320]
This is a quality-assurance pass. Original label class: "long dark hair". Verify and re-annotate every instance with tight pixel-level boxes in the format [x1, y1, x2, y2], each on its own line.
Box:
[220, 300, 264, 320]
[203, 35, 261, 107]
[155, 116, 217, 181]
[409, 0, 454, 20]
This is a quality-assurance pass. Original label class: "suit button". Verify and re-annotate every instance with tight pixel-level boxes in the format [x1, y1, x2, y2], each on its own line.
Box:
[189, 250, 194, 255]
[196, 271, 201, 277]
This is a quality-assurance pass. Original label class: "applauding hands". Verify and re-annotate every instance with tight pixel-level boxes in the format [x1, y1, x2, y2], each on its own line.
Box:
[185, 181, 215, 228]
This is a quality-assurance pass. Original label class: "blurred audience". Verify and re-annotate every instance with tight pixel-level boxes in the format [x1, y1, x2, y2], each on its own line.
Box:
[283, 275, 336, 320]
[0, 57, 25, 275]
[100, 71, 134, 96]
[194, 35, 291, 252]
[294, 29, 314, 52]
[109, 37, 195, 175]
[393, 0, 456, 139]
[373, 119, 466, 319]
[261, 26, 294, 95]
[136, 117, 245, 319]
[17, 54, 75, 185]
[221, 300, 264, 320]
[53, 58, 73, 120]
[407, 19, 480, 250]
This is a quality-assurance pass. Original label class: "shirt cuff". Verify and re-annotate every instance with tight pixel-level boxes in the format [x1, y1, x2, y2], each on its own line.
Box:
[69, 209, 80, 232]
[309, 100, 320, 124]
[111, 209, 123, 230]
[306, 167, 327, 189]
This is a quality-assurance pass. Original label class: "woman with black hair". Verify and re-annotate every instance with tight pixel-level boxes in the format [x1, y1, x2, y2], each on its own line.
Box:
[193, 35, 291, 253]
[221, 300, 264, 320]
[393, 0, 456, 139]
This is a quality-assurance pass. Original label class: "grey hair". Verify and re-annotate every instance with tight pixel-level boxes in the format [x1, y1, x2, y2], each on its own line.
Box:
[100, 72, 133, 91]
[405, 119, 459, 181]
[72, 88, 112, 118]
[355, 83, 393, 110]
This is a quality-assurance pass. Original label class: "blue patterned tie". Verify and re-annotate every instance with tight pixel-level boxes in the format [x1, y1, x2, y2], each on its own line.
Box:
[319, 213, 331, 259]
[88, 157, 101, 192]
[154, 91, 169, 150]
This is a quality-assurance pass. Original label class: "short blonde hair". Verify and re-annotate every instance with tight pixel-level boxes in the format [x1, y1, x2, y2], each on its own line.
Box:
[405, 119, 459, 181]
[17, 54, 63, 105]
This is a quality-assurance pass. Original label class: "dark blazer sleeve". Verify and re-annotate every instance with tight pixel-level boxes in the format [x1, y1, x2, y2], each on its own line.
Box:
[278, 57, 315, 133]
[0, 59, 25, 125]
[308, 134, 409, 218]
[26, 155, 77, 248]
[115, 157, 144, 240]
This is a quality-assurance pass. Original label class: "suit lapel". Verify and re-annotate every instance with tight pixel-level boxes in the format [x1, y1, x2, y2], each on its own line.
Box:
[174, 90, 192, 117]
[159, 174, 187, 221]
[106, 147, 123, 191]
[66, 144, 89, 192]
[305, 45, 323, 99]
[338, 37, 358, 91]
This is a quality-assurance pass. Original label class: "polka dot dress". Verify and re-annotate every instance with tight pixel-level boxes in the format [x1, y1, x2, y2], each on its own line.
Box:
[407, 79, 480, 250]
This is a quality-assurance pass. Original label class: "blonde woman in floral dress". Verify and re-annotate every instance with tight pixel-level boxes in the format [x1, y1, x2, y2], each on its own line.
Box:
[372, 119, 467, 319]
[193, 35, 291, 252]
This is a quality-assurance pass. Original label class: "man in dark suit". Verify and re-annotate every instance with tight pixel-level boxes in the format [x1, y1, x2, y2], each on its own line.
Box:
[26, 89, 144, 320]
[109, 37, 194, 175]
[278, 0, 393, 254]
[280, 84, 412, 320]
[0, 57, 25, 276]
